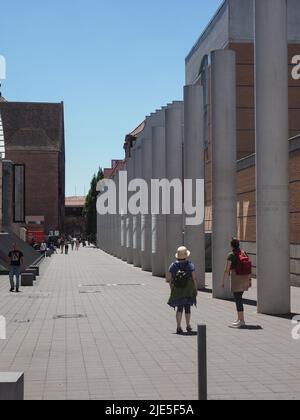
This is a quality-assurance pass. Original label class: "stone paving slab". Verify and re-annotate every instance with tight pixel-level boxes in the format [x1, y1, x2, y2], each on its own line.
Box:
[0, 247, 299, 400]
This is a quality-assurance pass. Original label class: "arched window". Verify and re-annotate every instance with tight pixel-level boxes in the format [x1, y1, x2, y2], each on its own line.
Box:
[0, 111, 5, 159]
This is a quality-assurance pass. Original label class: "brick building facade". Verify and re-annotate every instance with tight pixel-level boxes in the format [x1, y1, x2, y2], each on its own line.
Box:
[0, 101, 65, 235]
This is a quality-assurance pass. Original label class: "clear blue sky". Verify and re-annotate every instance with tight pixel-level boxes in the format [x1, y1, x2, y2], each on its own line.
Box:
[1, 0, 222, 196]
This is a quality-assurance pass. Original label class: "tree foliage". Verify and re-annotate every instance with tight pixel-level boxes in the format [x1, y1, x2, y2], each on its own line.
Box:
[83, 167, 104, 243]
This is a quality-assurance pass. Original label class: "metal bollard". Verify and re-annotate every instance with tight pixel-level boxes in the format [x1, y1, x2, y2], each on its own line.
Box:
[198, 324, 207, 401]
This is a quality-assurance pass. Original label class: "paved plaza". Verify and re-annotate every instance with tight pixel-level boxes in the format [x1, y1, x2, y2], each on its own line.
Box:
[0, 247, 300, 400]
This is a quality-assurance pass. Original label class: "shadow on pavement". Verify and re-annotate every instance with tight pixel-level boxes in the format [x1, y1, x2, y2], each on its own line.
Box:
[173, 332, 198, 337]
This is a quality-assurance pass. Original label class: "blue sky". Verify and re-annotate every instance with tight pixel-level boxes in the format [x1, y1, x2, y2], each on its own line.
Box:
[1, 0, 222, 196]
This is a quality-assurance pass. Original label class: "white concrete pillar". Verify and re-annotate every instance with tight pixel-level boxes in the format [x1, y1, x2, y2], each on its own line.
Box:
[211, 50, 237, 300]
[184, 85, 206, 289]
[152, 125, 167, 277]
[112, 174, 118, 257]
[165, 102, 184, 274]
[121, 164, 127, 261]
[126, 157, 134, 264]
[115, 170, 122, 259]
[141, 134, 153, 272]
[255, 0, 290, 315]
[133, 145, 142, 267]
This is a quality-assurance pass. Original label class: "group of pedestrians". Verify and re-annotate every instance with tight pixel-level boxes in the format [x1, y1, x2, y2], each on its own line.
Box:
[168, 239, 252, 334]
[6, 238, 252, 329]
[57, 236, 85, 255]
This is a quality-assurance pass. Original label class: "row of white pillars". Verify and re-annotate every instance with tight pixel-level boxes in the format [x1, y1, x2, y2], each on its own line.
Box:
[98, 99, 206, 286]
[98, 0, 291, 315]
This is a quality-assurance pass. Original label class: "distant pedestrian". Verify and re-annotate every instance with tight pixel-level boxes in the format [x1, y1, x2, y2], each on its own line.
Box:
[168, 247, 198, 335]
[40, 241, 47, 258]
[221, 238, 252, 329]
[64, 241, 69, 255]
[71, 238, 75, 251]
[7, 243, 24, 293]
[60, 238, 64, 254]
[75, 239, 80, 251]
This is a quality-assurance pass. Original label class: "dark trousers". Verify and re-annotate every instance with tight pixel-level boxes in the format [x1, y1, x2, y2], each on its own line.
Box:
[177, 305, 191, 315]
[233, 292, 244, 313]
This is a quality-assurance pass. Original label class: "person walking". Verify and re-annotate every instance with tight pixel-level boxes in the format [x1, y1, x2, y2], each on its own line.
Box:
[64, 240, 69, 255]
[7, 243, 24, 293]
[60, 237, 64, 254]
[40, 241, 47, 258]
[71, 238, 75, 251]
[221, 238, 252, 328]
[75, 238, 80, 251]
[168, 246, 198, 335]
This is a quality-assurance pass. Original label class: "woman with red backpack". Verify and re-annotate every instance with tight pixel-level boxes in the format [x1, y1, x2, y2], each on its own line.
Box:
[221, 238, 252, 328]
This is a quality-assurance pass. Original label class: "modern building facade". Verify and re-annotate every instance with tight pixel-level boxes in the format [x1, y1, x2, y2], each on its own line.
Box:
[185, 0, 300, 288]
[97, 0, 300, 316]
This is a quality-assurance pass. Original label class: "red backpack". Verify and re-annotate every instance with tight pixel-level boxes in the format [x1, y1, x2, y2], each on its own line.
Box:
[234, 250, 252, 275]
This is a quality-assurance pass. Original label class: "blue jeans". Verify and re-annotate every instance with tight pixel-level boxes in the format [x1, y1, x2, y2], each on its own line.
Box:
[9, 266, 21, 289]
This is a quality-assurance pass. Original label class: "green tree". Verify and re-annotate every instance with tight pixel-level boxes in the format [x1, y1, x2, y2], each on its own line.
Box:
[83, 167, 104, 243]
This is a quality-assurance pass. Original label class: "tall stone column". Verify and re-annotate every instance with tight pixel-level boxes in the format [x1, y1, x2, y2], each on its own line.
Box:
[255, 0, 290, 315]
[141, 134, 153, 272]
[121, 163, 127, 261]
[165, 102, 184, 274]
[152, 125, 167, 277]
[184, 85, 206, 289]
[115, 169, 122, 259]
[133, 144, 142, 267]
[126, 157, 134, 264]
[211, 50, 237, 299]
[0, 158, 2, 231]
[111, 174, 117, 257]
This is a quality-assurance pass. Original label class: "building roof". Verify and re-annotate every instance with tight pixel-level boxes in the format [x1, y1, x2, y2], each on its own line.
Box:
[0, 101, 65, 152]
[65, 196, 86, 207]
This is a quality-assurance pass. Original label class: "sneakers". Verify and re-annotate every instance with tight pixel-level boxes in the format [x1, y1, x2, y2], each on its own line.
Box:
[231, 320, 246, 329]
[186, 326, 193, 334]
[9, 288, 14, 292]
[176, 328, 184, 335]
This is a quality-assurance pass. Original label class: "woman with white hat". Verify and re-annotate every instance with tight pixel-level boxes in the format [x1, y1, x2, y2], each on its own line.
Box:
[168, 246, 198, 335]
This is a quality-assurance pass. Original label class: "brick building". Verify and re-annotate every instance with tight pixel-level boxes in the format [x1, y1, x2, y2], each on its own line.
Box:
[0, 100, 65, 236]
[65, 196, 85, 237]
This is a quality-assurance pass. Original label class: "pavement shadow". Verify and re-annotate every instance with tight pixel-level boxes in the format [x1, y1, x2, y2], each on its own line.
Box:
[228, 325, 263, 331]
[173, 332, 198, 337]
[272, 312, 300, 321]
[240, 325, 263, 330]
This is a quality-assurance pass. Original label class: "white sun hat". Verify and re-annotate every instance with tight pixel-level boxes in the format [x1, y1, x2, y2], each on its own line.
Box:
[175, 246, 191, 260]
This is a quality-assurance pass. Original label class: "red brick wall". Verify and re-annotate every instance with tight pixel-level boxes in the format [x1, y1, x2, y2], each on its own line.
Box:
[6, 150, 62, 231]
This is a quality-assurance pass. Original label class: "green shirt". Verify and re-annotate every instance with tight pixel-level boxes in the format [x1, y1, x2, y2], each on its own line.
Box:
[227, 251, 239, 270]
